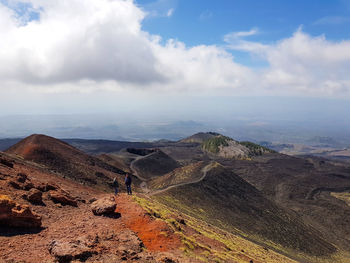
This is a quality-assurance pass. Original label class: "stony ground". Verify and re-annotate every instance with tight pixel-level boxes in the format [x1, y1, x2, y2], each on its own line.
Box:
[0, 153, 188, 263]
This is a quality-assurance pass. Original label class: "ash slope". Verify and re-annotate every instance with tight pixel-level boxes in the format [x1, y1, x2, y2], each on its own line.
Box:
[153, 163, 337, 259]
[6, 134, 127, 190]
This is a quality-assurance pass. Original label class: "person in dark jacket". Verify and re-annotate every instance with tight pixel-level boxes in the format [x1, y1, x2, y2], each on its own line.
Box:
[125, 173, 132, 195]
[113, 177, 119, 195]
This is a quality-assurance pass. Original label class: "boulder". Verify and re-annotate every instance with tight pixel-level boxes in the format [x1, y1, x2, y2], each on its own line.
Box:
[91, 196, 116, 216]
[8, 178, 34, 190]
[49, 237, 97, 263]
[36, 182, 57, 192]
[25, 188, 43, 204]
[48, 191, 78, 207]
[116, 229, 145, 260]
[0, 195, 42, 228]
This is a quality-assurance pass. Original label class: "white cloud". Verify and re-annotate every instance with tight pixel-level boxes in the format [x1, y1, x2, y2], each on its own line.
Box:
[224, 28, 259, 40]
[0, 0, 166, 86]
[0, 0, 253, 94]
[224, 28, 269, 53]
[225, 28, 350, 95]
[0, 0, 350, 98]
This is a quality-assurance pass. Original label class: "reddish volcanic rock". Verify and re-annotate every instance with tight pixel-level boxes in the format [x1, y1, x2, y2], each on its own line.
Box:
[48, 190, 78, 207]
[0, 195, 42, 228]
[91, 195, 116, 216]
[36, 182, 57, 192]
[25, 188, 43, 204]
[49, 237, 98, 262]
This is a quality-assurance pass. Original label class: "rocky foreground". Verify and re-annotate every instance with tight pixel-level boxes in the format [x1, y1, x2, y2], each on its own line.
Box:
[0, 153, 188, 263]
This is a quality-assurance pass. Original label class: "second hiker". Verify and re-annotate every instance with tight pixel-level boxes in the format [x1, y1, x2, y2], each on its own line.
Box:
[113, 177, 119, 195]
[125, 173, 132, 195]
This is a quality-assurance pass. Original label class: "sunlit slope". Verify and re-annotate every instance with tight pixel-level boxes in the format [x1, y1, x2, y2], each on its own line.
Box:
[6, 134, 126, 190]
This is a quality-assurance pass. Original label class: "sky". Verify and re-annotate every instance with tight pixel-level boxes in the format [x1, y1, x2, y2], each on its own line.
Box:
[0, 0, 349, 140]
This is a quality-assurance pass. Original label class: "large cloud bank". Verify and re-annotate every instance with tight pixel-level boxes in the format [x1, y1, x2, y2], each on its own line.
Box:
[0, 0, 350, 96]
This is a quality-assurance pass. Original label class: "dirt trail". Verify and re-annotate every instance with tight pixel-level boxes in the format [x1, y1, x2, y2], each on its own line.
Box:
[115, 193, 182, 252]
[130, 153, 215, 196]
[130, 153, 155, 181]
[148, 162, 215, 196]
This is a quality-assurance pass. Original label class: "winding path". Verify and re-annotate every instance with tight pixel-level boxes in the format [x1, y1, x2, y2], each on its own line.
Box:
[148, 162, 215, 196]
[129, 152, 158, 181]
[129, 150, 216, 196]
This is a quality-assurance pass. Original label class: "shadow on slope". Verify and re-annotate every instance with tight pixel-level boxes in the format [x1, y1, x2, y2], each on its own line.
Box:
[131, 150, 180, 180]
[227, 154, 350, 252]
[153, 163, 336, 260]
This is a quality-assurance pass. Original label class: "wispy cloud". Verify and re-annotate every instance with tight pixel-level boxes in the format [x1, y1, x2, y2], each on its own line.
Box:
[224, 28, 259, 40]
[224, 28, 269, 53]
[166, 8, 174, 17]
[313, 16, 350, 25]
[142, 0, 177, 18]
[199, 10, 213, 21]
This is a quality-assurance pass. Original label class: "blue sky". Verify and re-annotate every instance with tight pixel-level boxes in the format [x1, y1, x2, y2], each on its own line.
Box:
[138, 0, 350, 42]
[138, 0, 350, 65]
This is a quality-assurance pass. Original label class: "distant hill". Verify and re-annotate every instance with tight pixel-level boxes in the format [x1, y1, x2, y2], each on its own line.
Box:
[130, 149, 180, 180]
[201, 134, 275, 158]
[307, 136, 339, 146]
[6, 134, 126, 190]
[0, 138, 22, 151]
[180, 132, 218, 143]
[63, 138, 158, 154]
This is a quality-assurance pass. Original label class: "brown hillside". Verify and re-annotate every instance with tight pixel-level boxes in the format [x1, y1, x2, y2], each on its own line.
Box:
[6, 134, 126, 191]
[227, 154, 350, 252]
[153, 163, 337, 261]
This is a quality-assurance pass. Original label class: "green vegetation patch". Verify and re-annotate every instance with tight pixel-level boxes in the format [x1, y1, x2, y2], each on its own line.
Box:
[202, 136, 233, 153]
[239, 141, 276, 155]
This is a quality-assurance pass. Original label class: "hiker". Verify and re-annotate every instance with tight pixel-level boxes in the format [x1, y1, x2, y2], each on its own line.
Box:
[113, 177, 119, 195]
[125, 173, 132, 195]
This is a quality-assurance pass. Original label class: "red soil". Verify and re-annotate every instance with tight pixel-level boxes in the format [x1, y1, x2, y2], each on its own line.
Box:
[0, 152, 184, 262]
[116, 194, 182, 252]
